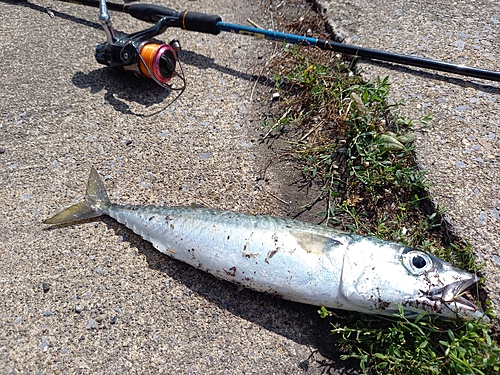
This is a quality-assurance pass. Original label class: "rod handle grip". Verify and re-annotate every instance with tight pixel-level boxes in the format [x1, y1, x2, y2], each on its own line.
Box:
[127, 4, 221, 35]
[181, 11, 221, 35]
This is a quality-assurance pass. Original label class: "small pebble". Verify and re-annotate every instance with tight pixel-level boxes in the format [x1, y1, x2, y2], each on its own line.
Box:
[492, 255, 500, 265]
[85, 319, 97, 330]
[272, 92, 280, 101]
[39, 338, 49, 350]
[454, 104, 470, 111]
[478, 211, 488, 225]
[42, 310, 54, 317]
[455, 40, 466, 49]
[75, 305, 84, 314]
[42, 282, 51, 293]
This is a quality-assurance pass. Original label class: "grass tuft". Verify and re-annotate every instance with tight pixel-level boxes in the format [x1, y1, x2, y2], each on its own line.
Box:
[320, 305, 499, 374]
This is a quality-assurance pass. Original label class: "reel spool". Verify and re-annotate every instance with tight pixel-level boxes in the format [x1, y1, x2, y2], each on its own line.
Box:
[137, 43, 176, 83]
[122, 39, 181, 85]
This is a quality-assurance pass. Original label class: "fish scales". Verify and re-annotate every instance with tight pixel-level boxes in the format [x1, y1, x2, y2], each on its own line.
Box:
[110, 204, 350, 307]
[43, 168, 487, 321]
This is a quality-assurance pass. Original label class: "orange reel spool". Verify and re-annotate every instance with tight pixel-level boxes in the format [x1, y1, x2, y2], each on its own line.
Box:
[138, 43, 177, 84]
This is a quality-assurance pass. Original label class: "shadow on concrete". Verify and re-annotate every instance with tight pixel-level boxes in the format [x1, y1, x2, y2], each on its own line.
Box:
[5, 0, 103, 30]
[180, 50, 265, 84]
[70, 50, 271, 116]
[71, 68, 176, 116]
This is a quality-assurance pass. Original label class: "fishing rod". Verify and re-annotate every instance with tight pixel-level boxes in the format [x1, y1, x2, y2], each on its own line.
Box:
[50, 0, 500, 83]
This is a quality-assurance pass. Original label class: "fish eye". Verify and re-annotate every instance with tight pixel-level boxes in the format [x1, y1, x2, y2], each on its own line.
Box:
[412, 255, 427, 269]
[401, 248, 433, 275]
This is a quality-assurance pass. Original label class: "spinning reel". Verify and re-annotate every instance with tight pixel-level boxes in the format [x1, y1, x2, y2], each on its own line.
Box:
[94, 0, 186, 98]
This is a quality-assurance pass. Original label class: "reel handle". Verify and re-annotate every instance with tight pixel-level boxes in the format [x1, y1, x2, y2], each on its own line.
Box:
[127, 4, 221, 35]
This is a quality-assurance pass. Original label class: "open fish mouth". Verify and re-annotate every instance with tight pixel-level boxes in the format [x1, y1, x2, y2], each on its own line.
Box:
[427, 278, 479, 311]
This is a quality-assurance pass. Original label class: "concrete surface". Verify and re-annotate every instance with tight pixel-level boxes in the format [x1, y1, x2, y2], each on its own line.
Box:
[0, 0, 343, 374]
[318, 0, 500, 314]
[2, 0, 498, 373]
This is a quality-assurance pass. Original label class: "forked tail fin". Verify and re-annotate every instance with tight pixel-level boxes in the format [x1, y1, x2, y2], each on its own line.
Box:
[43, 167, 111, 225]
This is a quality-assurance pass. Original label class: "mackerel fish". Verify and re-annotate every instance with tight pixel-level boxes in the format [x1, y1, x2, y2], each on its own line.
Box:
[44, 168, 486, 321]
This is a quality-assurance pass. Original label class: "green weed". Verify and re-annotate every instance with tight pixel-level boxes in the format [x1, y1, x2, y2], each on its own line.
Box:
[320, 305, 499, 375]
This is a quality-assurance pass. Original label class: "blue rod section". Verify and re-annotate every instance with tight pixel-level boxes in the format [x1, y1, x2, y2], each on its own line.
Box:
[217, 22, 322, 46]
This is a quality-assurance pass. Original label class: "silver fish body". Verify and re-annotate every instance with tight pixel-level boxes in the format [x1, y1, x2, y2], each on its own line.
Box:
[109, 204, 350, 307]
[44, 168, 486, 321]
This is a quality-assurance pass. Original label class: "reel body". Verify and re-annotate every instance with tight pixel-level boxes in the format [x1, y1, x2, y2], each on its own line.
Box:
[95, 38, 179, 84]
[94, 0, 186, 92]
